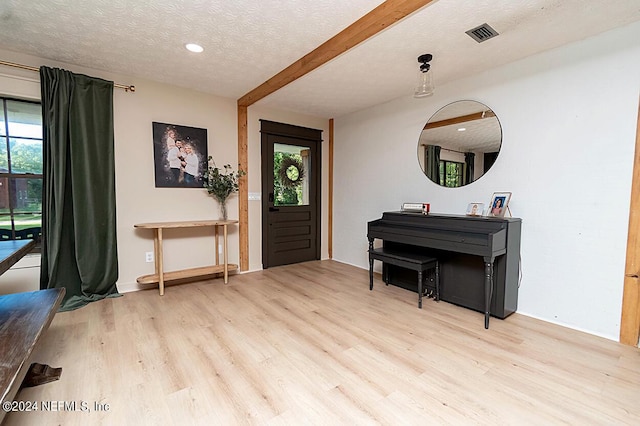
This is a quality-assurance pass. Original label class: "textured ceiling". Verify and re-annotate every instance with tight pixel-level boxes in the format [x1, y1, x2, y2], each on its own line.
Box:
[0, 0, 639, 118]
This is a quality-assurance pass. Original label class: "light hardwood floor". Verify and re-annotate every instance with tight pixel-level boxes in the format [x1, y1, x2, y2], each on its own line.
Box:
[5, 260, 640, 425]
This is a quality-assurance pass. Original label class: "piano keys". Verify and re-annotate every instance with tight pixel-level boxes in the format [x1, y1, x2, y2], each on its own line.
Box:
[367, 211, 522, 328]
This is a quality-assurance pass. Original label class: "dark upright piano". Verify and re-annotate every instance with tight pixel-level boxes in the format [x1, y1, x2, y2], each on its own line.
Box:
[367, 211, 522, 328]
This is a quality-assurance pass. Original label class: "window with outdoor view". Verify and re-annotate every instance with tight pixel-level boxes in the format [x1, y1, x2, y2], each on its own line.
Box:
[0, 97, 43, 243]
[439, 160, 463, 188]
[273, 144, 309, 207]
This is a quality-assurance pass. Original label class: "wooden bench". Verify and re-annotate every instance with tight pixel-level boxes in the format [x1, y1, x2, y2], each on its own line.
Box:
[0, 288, 65, 422]
[368, 247, 439, 308]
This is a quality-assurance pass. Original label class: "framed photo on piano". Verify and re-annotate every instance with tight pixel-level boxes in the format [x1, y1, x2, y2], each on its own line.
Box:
[466, 202, 484, 216]
[488, 192, 511, 217]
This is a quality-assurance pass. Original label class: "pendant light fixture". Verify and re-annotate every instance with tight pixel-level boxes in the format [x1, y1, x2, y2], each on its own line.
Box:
[414, 54, 434, 98]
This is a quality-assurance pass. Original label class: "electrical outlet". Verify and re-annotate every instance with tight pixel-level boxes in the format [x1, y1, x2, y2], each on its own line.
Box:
[145, 252, 154, 263]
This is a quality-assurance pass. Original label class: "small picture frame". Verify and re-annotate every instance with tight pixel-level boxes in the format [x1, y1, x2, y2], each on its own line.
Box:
[487, 192, 512, 217]
[466, 202, 484, 217]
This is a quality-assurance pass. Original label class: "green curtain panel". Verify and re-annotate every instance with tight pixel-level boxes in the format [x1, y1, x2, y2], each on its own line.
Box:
[425, 144, 441, 185]
[39, 66, 120, 311]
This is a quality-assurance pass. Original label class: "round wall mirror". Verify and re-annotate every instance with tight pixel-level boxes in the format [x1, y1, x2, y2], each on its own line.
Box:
[418, 100, 502, 188]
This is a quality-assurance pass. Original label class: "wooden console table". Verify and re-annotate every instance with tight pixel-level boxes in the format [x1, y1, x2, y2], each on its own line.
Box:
[134, 220, 238, 295]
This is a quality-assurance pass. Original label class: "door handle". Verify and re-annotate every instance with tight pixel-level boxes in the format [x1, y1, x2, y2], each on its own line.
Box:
[269, 207, 280, 212]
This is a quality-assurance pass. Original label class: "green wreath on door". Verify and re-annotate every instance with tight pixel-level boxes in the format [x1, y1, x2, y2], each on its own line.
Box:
[278, 157, 305, 188]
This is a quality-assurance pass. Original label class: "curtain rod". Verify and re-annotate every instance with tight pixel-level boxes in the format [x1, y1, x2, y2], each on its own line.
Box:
[0, 60, 136, 92]
[420, 143, 467, 155]
[442, 147, 468, 155]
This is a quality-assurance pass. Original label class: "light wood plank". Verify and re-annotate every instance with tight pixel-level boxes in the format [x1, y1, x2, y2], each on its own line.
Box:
[157, 228, 164, 296]
[237, 105, 249, 271]
[136, 265, 239, 284]
[328, 118, 334, 259]
[223, 223, 229, 283]
[6, 261, 640, 425]
[134, 220, 238, 229]
[214, 225, 219, 266]
[620, 99, 640, 346]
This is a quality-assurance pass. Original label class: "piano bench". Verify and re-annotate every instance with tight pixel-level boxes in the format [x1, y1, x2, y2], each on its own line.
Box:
[368, 247, 440, 309]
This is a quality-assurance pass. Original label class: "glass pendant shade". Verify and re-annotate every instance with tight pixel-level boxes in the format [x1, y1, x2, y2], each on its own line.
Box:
[414, 69, 434, 98]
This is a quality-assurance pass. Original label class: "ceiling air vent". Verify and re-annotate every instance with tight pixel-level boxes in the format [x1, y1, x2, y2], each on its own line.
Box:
[465, 23, 499, 43]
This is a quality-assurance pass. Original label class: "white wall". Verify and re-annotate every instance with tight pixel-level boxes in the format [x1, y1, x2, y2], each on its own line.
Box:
[0, 48, 329, 294]
[333, 22, 640, 341]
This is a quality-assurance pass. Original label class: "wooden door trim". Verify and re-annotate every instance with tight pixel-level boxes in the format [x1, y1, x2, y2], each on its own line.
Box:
[620, 99, 640, 346]
[238, 105, 248, 271]
[328, 119, 334, 259]
[260, 119, 323, 140]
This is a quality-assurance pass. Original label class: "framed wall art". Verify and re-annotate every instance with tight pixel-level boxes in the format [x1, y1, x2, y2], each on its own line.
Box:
[487, 192, 511, 217]
[152, 122, 208, 188]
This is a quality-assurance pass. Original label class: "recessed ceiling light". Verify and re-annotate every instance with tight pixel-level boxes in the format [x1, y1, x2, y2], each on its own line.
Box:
[458, 127, 466, 132]
[185, 43, 204, 53]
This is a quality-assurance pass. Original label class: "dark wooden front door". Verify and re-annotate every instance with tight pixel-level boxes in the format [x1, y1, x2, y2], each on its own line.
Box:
[261, 121, 322, 269]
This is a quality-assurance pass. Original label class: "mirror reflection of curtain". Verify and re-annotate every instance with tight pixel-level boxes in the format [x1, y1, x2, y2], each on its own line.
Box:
[464, 152, 475, 185]
[39, 66, 120, 311]
[425, 145, 441, 184]
[484, 151, 498, 173]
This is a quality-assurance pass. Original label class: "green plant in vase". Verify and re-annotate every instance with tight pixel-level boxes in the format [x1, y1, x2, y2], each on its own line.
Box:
[203, 156, 245, 220]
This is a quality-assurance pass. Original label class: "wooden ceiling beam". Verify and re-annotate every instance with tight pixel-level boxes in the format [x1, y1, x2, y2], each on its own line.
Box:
[237, 0, 437, 107]
[237, 0, 436, 271]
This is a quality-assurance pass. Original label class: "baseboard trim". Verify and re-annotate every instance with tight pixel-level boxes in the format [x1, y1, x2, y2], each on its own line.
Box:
[116, 281, 152, 293]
